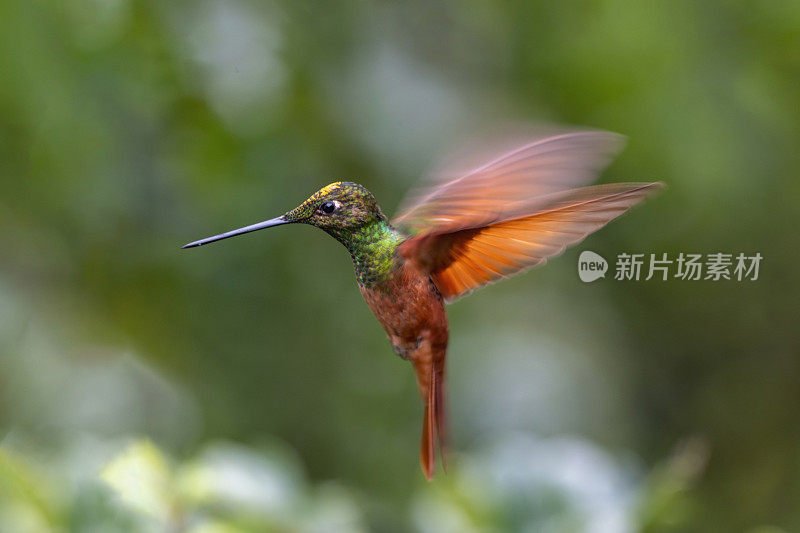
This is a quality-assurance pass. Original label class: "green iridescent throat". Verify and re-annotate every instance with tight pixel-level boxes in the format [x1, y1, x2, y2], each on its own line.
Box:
[327, 220, 404, 286]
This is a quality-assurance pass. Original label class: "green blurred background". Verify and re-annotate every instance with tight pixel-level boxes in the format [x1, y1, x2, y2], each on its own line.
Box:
[1, 0, 799, 531]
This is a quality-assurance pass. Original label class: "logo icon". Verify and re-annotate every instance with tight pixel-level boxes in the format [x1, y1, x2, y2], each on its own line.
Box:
[578, 251, 608, 282]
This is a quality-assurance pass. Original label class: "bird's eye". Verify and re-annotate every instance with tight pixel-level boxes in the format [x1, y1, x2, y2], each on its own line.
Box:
[320, 201, 338, 214]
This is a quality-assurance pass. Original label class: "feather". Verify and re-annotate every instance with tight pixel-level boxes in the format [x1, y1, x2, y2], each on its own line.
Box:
[401, 182, 663, 302]
[420, 392, 434, 480]
[393, 130, 626, 235]
[413, 344, 447, 480]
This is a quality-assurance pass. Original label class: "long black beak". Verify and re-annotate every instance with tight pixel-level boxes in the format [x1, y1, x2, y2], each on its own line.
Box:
[182, 216, 292, 249]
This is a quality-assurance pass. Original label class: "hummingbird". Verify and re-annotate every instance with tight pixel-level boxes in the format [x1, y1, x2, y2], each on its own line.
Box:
[183, 130, 662, 480]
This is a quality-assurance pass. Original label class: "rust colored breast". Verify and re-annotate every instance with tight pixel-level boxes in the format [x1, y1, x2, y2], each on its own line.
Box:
[359, 260, 448, 359]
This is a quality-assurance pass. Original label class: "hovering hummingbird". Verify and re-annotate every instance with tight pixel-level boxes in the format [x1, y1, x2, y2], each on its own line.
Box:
[183, 130, 662, 480]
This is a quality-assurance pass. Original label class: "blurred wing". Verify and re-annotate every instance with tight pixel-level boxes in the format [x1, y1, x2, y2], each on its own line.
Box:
[400, 183, 663, 302]
[393, 130, 626, 235]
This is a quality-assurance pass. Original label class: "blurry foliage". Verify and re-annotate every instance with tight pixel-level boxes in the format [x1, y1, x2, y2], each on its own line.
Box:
[0, 438, 367, 532]
[1, 0, 799, 531]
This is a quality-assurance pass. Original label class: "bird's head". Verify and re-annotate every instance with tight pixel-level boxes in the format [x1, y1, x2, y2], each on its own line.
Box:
[182, 181, 387, 249]
[283, 181, 386, 233]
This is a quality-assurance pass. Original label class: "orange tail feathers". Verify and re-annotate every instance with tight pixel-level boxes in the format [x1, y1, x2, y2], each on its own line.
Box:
[420, 394, 435, 480]
[435, 359, 447, 474]
[415, 350, 447, 480]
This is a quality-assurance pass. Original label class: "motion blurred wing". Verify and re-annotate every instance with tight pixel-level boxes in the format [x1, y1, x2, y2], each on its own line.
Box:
[393, 130, 626, 235]
[400, 183, 662, 302]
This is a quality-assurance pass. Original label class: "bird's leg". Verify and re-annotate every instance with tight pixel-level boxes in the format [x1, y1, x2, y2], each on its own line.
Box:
[389, 335, 422, 361]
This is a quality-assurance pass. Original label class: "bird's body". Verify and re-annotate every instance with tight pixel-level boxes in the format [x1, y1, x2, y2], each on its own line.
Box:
[183, 130, 663, 480]
[305, 192, 450, 477]
[359, 254, 449, 479]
